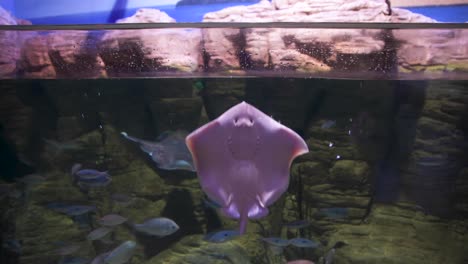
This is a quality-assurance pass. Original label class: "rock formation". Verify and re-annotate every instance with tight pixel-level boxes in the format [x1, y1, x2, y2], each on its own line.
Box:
[176, 0, 259, 7]
[1, 0, 466, 79]
[0, 7, 22, 78]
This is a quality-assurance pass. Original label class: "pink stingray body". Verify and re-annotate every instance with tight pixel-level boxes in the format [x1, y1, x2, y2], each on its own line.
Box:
[186, 102, 308, 234]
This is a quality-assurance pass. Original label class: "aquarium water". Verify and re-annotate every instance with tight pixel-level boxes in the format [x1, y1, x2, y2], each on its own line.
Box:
[1, 1, 468, 264]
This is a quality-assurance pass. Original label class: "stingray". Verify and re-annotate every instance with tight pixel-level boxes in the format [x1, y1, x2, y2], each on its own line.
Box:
[121, 131, 195, 172]
[186, 101, 308, 234]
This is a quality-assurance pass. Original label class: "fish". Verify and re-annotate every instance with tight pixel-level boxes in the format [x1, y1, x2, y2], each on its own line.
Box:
[289, 238, 320, 248]
[74, 169, 110, 180]
[324, 248, 336, 264]
[317, 207, 348, 219]
[415, 155, 449, 167]
[71, 163, 82, 176]
[98, 214, 127, 227]
[203, 197, 222, 209]
[203, 230, 240, 243]
[260, 237, 290, 247]
[77, 175, 112, 188]
[91, 252, 110, 264]
[121, 131, 195, 172]
[186, 101, 309, 234]
[70, 165, 112, 190]
[111, 193, 135, 206]
[47, 203, 96, 216]
[103, 240, 137, 264]
[283, 219, 311, 229]
[87, 227, 113, 241]
[62, 206, 96, 216]
[43, 138, 83, 155]
[321, 120, 336, 129]
[133, 217, 179, 237]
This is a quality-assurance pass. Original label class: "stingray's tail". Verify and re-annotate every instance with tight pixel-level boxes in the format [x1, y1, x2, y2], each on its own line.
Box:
[120, 132, 141, 143]
[239, 211, 248, 235]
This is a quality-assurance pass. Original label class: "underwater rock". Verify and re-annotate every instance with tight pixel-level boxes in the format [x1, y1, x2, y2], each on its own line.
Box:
[325, 203, 468, 264]
[329, 160, 370, 188]
[99, 9, 203, 75]
[56, 116, 92, 141]
[245, 79, 318, 132]
[0, 84, 35, 165]
[398, 82, 468, 217]
[455, 168, 468, 215]
[15, 204, 89, 264]
[144, 233, 267, 264]
[201, 79, 246, 120]
[147, 98, 203, 133]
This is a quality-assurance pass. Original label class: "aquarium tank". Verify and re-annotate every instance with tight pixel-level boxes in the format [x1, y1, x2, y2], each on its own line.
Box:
[0, 0, 468, 263]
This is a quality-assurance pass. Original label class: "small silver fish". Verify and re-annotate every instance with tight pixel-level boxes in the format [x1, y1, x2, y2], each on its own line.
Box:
[283, 219, 311, 229]
[325, 248, 336, 264]
[91, 252, 109, 264]
[261, 237, 290, 247]
[134, 217, 179, 237]
[71, 163, 82, 175]
[111, 193, 135, 207]
[317, 207, 348, 219]
[289, 238, 320, 248]
[204, 230, 240, 243]
[51, 204, 96, 216]
[98, 214, 127, 227]
[43, 138, 83, 155]
[103, 240, 137, 264]
[87, 227, 113, 241]
[77, 175, 112, 189]
[75, 169, 110, 180]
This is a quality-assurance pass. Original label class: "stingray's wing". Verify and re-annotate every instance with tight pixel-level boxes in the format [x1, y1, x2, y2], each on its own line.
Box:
[253, 117, 309, 207]
[186, 121, 232, 207]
